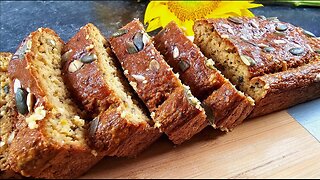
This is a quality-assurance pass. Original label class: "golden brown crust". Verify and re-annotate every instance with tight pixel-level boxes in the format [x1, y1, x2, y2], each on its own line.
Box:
[0, 52, 22, 178]
[90, 106, 161, 157]
[194, 17, 320, 78]
[153, 22, 254, 130]
[109, 19, 207, 144]
[154, 22, 225, 100]
[62, 23, 160, 156]
[62, 24, 118, 115]
[249, 61, 320, 118]
[7, 28, 102, 178]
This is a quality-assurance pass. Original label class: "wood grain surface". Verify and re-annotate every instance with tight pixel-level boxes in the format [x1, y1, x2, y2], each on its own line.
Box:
[81, 110, 320, 179]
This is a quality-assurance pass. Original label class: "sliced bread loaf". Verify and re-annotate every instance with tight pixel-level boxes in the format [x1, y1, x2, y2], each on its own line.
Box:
[109, 19, 207, 144]
[7, 28, 102, 178]
[62, 23, 160, 157]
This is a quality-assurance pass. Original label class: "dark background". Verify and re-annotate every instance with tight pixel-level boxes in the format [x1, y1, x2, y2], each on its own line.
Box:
[1, 1, 319, 52]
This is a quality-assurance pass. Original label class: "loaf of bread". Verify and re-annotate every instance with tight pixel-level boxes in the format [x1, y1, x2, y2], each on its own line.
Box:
[0, 52, 22, 179]
[62, 23, 160, 157]
[7, 28, 102, 178]
[194, 17, 320, 117]
[153, 21, 254, 130]
[109, 19, 207, 144]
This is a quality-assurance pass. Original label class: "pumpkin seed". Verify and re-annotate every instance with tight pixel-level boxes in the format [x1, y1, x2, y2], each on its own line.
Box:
[240, 55, 256, 66]
[80, 53, 97, 63]
[275, 24, 288, 31]
[112, 29, 128, 37]
[132, 74, 146, 82]
[315, 49, 320, 54]
[178, 60, 190, 72]
[227, 17, 243, 24]
[133, 32, 144, 51]
[126, 41, 138, 54]
[15, 88, 28, 115]
[302, 29, 316, 38]
[89, 117, 99, 137]
[149, 59, 160, 71]
[3, 84, 9, 94]
[27, 93, 36, 113]
[289, 47, 304, 56]
[201, 102, 215, 126]
[68, 60, 84, 73]
[263, 46, 276, 53]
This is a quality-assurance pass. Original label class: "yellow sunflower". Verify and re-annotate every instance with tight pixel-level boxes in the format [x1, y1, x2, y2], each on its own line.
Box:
[144, 1, 263, 36]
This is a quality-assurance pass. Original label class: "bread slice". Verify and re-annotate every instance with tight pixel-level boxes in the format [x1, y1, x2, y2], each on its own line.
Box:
[194, 17, 320, 117]
[109, 19, 207, 145]
[7, 28, 102, 178]
[153, 21, 254, 130]
[0, 52, 22, 179]
[62, 23, 160, 157]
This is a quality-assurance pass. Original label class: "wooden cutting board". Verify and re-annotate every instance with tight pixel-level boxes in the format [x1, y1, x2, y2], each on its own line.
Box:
[81, 110, 320, 178]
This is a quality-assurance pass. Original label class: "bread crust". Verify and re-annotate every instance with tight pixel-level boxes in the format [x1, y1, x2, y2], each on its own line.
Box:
[153, 22, 254, 130]
[62, 23, 160, 156]
[194, 17, 320, 118]
[109, 19, 208, 144]
[7, 28, 102, 178]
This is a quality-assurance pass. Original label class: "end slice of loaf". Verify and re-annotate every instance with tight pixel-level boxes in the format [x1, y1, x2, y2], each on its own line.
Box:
[109, 19, 207, 145]
[0, 52, 22, 179]
[7, 28, 102, 178]
[154, 21, 254, 130]
[62, 23, 160, 157]
[194, 17, 320, 117]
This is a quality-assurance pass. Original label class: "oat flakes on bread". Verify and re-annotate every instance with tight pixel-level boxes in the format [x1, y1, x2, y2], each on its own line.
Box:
[194, 16, 320, 117]
[62, 23, 160, 157]
[109, 19, 207, 144]
[154, 21, 254, 131]
[0, 52, 22, 179]
[7, 28, 103, 178]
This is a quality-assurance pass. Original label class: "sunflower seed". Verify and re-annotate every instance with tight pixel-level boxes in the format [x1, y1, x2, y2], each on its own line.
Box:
[274, 31, 286, 36]
[221, 24, 232, 29]
[276, 24, 288, 31]
[62, 49, 73, 62]
[240, 36, 256, 46]
[3, 84, 9, 94]
[15, 88, 28, 115]
[289, 47, 304, 56]
[142, 33, 149, 45]
[27, 93, 36, 113]
[205, 58, 215, 70]
[267, 17, 279, 21]
[80, 53, 97, 63]
[178, 60, 190, 72]
[315, 74, 320, 82]
[274, 39, 286, 44]
[263, 46, 276, 53]
[47, 39, 56, 46]
[173, 46, 179, 59]
[227, 17, 243, 24]
[302, 29, 316, 38]
[14, 79, 21, 93]
[149, 59, 160, 71]
[68, 60, 84, 73]
[257, 43, 268, 48]
[250, 20, 259, 28]
[240, 55, 256, 66]
[7, 131, 15, 144]
[112, 29, 128, 37]
[132, 74, 145, 82]
[221, 34, 229, 39]
[126, 41, 138, 54]
[89, 117, 99, 137]
[133, 32, 145, 51]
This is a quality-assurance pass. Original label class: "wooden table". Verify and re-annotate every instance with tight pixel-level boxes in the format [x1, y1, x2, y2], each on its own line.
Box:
[81, 110, 320, 178]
